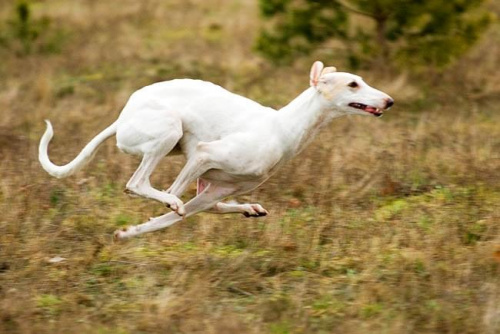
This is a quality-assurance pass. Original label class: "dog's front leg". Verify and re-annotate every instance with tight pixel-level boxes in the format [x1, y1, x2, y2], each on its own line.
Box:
[197, 179, 268, 217]
[167, 146, 216, 197]
[212, 201, 269, 217]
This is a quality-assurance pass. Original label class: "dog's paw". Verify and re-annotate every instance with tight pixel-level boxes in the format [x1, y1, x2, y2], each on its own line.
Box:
[164, 195, 185, 216]
[242, 204, 268, 218]
[113, 227, 130, 241]
[123, 188, 140, 198]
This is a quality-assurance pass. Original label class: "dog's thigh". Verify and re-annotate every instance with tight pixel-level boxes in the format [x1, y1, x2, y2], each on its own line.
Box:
[116, 109, 182, 156]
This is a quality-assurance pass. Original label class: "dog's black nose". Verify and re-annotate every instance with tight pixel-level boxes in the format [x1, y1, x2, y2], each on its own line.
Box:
[385, 98, 394, 109]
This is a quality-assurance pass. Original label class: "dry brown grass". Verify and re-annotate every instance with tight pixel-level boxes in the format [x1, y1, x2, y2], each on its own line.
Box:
[1, 1, 500, 333]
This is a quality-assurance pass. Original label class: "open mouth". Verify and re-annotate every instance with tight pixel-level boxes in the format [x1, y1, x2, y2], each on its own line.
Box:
[348, 103, 383, 117]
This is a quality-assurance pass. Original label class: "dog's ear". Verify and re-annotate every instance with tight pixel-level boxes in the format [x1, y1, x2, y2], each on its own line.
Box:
[321, 66, 337, 76]
[310, 61, 324, 87]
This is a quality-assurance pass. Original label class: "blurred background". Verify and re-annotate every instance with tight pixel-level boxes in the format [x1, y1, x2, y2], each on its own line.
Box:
[0, 0, 499, 333]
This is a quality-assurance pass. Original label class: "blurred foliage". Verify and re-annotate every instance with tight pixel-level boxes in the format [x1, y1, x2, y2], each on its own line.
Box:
[256, 0, 493, 71]
[0, 0, 69, 55]
[257, 0, 349, 62]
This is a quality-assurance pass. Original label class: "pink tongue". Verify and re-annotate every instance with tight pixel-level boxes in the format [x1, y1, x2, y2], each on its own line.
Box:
[365, 106, 377, 113]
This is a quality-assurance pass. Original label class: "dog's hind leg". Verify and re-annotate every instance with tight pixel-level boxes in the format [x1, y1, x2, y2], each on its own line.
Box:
[125, 152, 185, 215]
[123, 125, 185, 215]
[115, 182, 236, 239]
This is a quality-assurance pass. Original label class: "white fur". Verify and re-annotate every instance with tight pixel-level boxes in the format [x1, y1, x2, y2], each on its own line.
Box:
[38, 61, 393, 239]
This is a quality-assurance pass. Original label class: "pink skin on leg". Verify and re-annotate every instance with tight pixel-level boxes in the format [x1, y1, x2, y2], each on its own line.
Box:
[197, 178, 209, 195]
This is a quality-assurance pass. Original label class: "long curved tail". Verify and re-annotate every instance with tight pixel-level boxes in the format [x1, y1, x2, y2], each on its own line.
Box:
[38, 120, 117, 179]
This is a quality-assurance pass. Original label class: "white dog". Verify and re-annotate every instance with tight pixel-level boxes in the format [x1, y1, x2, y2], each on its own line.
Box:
[39, 61, 393, 239]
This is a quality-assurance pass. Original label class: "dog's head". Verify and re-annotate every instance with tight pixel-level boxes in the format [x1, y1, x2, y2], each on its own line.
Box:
[310, 61, 394, 117]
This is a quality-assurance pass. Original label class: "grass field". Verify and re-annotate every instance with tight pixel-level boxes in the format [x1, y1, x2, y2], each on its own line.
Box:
[1, 1, 500, 333]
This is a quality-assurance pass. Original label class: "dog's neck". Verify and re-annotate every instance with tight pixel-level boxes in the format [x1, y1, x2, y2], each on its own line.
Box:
[276, 87, 344, 158]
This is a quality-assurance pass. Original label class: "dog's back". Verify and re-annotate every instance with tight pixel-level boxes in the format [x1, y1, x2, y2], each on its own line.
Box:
[116, 79, 276, 150]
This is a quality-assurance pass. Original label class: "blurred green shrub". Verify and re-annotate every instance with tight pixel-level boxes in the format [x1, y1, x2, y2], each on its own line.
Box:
[256, 0, 493, 71]
[0, 0, 69, 55]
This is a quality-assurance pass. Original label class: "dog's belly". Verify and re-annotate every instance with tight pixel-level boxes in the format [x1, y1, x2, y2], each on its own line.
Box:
[201, 169, 268, 189]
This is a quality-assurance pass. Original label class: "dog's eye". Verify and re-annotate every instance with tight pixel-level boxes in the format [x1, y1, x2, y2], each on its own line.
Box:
[348, 81, 359, 88]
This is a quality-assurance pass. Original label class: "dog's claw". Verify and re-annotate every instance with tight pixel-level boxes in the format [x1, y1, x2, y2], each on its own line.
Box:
[167, 202, 185, 216]
[243, 212, 268, 218]
[162, 195, 185, 216]
[177, 205, 186, 216]
[242, 204, 268, 218]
